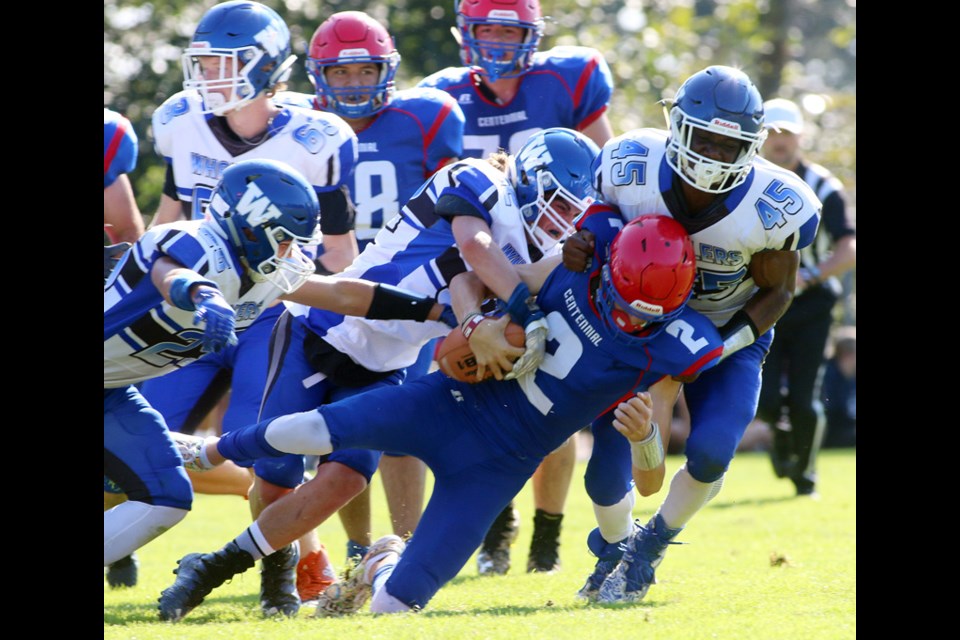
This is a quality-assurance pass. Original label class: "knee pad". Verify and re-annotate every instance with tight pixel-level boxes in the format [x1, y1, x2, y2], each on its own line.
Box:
[684, 443, 731, 484]
[327, 448, 382, 484]
[584, 457, 633, 506]
[253, 454, 307, 488]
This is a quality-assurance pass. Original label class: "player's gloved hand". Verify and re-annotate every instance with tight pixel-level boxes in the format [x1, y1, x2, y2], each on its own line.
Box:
[104, 242, 131, 282]
[192, 288, 238, 354]
[562, 229, 596, 272]
[504, 282, 548, 380]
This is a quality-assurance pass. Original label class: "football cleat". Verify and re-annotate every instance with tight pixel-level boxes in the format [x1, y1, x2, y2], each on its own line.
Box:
[314, 534, 405, 618]
[296, 545, 338, 604]
[106, 552, 139, 588]
[158, 541, 255, 622]
[477, 503, 520, 576]
[576, 527, 627, 601]
[597, 514, 682, 603]
[172, 433, 219, 472]
[260, 544, 301, 617]
[527, 510, 563, 573]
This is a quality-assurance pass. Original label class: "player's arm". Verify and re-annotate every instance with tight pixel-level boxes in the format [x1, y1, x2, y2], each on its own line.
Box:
[719, 249, 800, 361]
[103, 174, 145, 243]
[281, 275, 451, 324]
[580, 113, 614, 149]
[448, 271, 524, 381]
[514, 254, 561, 294]
[313, 186, 360, 274]
[452, 215, 523, 300]
[630, 377, 683, 496]
[314, 232, 359, 274]
[150, 165, 187, 228]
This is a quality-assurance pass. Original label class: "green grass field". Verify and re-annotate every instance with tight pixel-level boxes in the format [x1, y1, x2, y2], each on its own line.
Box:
[104, 449, 855, 639]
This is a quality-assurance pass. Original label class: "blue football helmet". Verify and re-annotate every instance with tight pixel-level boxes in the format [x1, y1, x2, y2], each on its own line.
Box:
[208, 159, 319, 293]
[509, 128, 600, 253]
[664, 66, 767, 194]
[181, 1, 297, 115]
[306, 12, 401, 119]
[455, 0, 544, 81]
[597, 215, 696, 344]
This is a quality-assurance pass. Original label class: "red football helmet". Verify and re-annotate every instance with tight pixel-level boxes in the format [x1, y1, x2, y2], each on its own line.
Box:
[455, 0, 543, 81]
[306, 11, 400, 118]
[598, 215, 696, 340]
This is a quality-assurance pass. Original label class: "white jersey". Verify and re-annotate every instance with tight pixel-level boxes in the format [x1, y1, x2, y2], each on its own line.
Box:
[104, 221, 284, 387]
[596, 129, 822, 325]
[152, 90, 358, 220]
[286, 158, 546, 372]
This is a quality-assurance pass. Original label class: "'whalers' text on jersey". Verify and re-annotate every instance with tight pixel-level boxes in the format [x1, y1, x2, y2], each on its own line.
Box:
[593, 129, 822, 325]
[419, 46, 612, 160]
[105, 108, 138, 189]
[152, 91, 358, 226]
[104, 221, 285, 387]
[280, 88, 464, 242]
[285, 157, 544, 373]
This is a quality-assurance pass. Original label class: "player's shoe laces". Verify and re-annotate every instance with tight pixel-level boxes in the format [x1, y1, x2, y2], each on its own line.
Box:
[576, 527, 627, 601]
[172, 433, 218, 472]
[314, 534, 406, 618]
[260, 544, 301, 617]
[597, 514, 683, 603]
[158, 541, 255, 622]
[527, 509, 563, 573]
[106, 552, 139, 588]
[296, 545, 338, 604]
[477, 503, 520, 575]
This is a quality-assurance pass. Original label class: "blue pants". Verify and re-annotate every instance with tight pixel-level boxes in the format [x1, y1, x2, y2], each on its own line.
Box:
[103, 386, 192, 509]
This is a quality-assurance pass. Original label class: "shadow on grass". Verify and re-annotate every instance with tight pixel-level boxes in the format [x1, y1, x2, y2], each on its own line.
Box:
[707, 494, 802, 510]
[104, 593, 260, 625]
[419, 599, 663, 618]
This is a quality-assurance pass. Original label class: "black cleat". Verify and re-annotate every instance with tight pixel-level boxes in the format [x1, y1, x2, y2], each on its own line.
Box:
[260, 544, 301, 617]
[527, 509, 563, 573]
[106, 553, 139, 588]
[158, 542, 254, 622]
[477, 503, 520, 575]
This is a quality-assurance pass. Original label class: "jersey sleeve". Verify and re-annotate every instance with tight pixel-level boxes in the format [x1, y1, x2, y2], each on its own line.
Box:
[151, 93, 193, 167]
[104, 110, 139, 188]
[415, 88, 465, 175]
[576, 203, 625, 248]
[434, 163, 498, 226]
[542, 47, 613, 130]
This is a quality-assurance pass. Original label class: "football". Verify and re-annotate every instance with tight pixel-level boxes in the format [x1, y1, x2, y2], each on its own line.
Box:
[436, 319, 526, 383]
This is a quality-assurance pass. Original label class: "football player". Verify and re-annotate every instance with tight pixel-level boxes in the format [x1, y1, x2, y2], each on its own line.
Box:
[277, 10, 465, 568]
[138, 1, 360, 613]
[104, 159, 448, 582]
[164, 213, 724, 616]
[561, 65, 822, 603]
[157, 128, 600, 622]
[418, 0, 617, 575]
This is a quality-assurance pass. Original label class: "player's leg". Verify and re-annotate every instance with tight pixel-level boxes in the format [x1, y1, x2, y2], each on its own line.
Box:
[527, 435, 576, 573]
[600, 335, 771, 603]
[104, 386, 191, 566]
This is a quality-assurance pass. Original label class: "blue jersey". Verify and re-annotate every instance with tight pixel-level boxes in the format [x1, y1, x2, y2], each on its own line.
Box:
[104, 221, 283, 387]
[280, 88, 465, 241]
[104, 108, 138, 188]
[286, 157, 540, 372]
[419, 46, 612, 159]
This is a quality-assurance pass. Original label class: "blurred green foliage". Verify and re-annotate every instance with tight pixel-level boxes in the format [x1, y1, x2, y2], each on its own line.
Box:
[104, 0, 856, 221]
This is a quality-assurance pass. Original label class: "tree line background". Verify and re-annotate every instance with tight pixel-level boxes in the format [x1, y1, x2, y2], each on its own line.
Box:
[104, 0, 856, 223]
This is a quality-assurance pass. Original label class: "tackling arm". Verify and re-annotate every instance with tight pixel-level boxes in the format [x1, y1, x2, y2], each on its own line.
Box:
[103, 174, 145, 244]
[282, 275, 448, 323]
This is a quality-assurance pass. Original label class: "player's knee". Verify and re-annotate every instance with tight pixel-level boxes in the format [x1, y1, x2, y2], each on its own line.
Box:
[152, 467, 194, 509]
[684, 448, 730, 484]
[370, 585, 413, 613]
[253, 454, 307, 489]
[584, 463, 632, 505]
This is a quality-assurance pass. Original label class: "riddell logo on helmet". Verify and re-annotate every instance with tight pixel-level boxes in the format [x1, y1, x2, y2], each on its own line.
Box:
[339, 48, 372, 57]
[488, 10, 520, 19]
[710, 118, 741, 131]
[630, 299, 664, 316]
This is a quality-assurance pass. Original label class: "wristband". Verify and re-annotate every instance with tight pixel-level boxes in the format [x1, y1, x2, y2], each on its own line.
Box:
[505, 282, 542, 327]
[461, 313, 487, 340]
[630, 422, 664, 470]
[718, 309, 759, 359]
[169, 274, 217, 311]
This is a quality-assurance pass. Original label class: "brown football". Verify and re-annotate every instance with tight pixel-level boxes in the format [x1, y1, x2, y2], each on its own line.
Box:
[436, 320, 526, 383]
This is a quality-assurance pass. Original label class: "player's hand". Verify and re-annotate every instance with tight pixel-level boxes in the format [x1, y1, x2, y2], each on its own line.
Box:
[504, 316, 548, 380]
[468, 315, 525, 381]
[612, 391, 655, 442]
[562, 229, 596, 272]
[192, 288, 238, 354]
